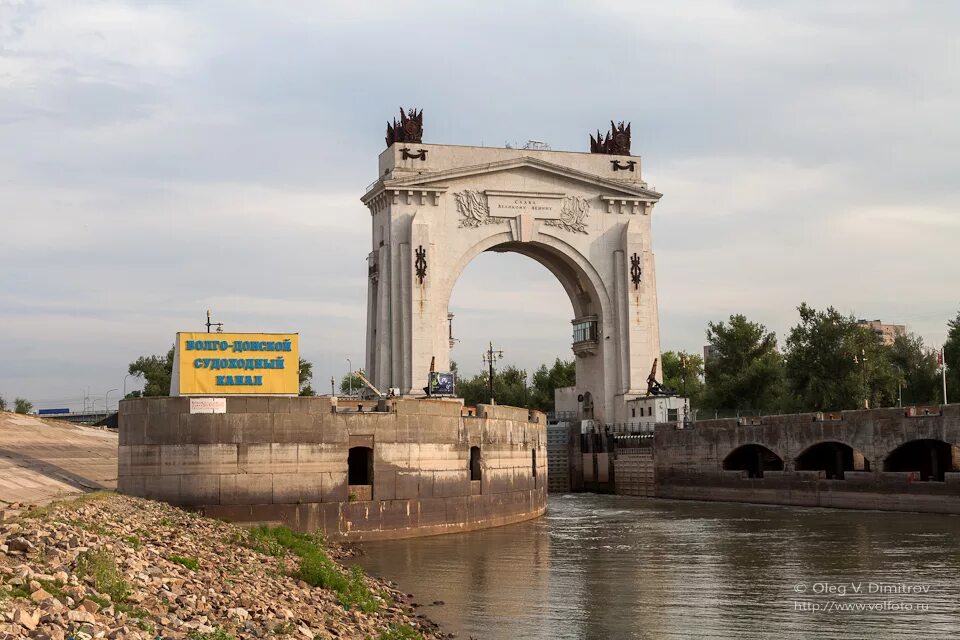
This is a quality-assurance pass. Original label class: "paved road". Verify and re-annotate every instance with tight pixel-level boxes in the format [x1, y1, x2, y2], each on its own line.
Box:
[0, 412, 117, 506]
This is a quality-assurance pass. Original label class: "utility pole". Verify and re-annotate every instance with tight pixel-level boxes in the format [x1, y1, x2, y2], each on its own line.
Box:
[482, 341, 504, 404]
[330, 376, 335, 396]
[940, 348, 948, 405]
[206, 309, 224, 333]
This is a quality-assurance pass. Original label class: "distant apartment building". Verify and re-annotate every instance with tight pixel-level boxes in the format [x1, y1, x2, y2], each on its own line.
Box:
[857, 319, 906, 346]
[703, 345, 716, 363]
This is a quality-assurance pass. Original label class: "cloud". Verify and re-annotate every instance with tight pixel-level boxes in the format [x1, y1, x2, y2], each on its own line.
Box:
[1, 0, 958, 407]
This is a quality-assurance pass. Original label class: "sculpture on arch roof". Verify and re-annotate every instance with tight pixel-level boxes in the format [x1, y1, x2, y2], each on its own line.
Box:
[386, 107, 423, 147]
[590, 120, 631, 155]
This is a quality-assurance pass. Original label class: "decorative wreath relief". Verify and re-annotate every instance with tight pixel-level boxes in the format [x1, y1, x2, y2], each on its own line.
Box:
[454, 190, 495, 228]
[544, 196, 590, 234]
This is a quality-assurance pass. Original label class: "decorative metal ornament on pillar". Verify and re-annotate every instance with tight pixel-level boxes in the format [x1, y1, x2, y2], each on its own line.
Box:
[630, 253, 642, 289]
[415, 246, 427, 284]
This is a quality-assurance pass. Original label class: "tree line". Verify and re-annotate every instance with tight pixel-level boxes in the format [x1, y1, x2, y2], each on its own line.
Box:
[0, 395, 33, 414]
[123, 302, 959, 417]
[334, 358, 576, 413]
[662, 304, 959, 414]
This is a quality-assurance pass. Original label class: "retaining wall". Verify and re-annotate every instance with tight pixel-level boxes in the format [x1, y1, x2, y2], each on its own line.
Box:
[117, 396, 547, 540]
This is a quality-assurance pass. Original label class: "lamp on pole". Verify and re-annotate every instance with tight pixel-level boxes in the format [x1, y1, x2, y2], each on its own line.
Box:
[105, 389, 118, 412]
[891, 364, 903, 408]
[346, 358, 353, 396]
[482, 341, 504, 405]
[123, 374, 137, 399]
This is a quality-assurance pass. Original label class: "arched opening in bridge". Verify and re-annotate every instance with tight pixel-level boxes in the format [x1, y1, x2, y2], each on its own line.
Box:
[470, 446, 482, 482]
[448, 250, 575, 410]
[348, 446, 374, 486]
[795, 442, 869, 479]
[883, 439, 957, 481]
[723, 444, 784, 479]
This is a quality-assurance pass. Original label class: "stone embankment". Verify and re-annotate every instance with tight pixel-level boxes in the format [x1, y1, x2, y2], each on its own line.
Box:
[0, 493, 443, 639]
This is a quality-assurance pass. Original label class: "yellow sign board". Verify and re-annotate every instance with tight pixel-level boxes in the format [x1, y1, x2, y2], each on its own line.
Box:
[173, 332, 299, 395]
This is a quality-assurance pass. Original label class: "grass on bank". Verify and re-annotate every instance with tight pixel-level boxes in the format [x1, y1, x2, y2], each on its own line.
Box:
[375, 624, 425, 640]
[239, 526, 380, 613]
[169, 554, 200, 571]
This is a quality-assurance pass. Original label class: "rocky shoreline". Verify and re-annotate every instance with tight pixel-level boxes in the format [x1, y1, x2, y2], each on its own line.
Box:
[0, 493, 445, 639]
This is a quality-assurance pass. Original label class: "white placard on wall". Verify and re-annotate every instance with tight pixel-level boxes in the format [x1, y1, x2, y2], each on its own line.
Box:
[189, 397, 226, 414]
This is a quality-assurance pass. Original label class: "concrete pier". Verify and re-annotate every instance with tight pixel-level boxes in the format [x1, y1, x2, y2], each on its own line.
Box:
[117, 396, 547, 540]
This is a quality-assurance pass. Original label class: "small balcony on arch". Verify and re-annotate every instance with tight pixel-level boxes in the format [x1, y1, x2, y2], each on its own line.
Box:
[571, 315, 599, 357]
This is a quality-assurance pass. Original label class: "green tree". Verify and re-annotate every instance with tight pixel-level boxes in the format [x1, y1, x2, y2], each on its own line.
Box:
[128, 346, 175, 397]
[529, 358, 576, 412]
[299, 358, 314, 396]
[784, 304, 896, 411]
[887, 332, 940, 406]
[944, 308, 960, 404]
[661, 351, 705, 406]
[493, 365, 530, 408]
[703, 314, 783, 412]
[339, 373, 364, 395]
[0, 394, 6, 411]
[14, 397, 33, 414]
[457, 370, 491, 407]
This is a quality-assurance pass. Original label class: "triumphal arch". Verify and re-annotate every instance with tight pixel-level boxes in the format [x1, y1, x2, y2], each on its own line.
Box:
[361, 111, 663, 424]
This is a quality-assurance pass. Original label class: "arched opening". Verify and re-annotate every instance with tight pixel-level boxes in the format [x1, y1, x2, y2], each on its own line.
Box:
[470, 446, 482, 482]
[795, 442, 869, 479]
[348, 446, 373, 487]
[448, 250, 575, 409]
[723, 444, 784, 479]
[884, 439, 957, 481]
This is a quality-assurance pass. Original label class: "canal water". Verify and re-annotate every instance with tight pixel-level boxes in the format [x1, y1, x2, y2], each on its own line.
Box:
[353, 494, 960, 639]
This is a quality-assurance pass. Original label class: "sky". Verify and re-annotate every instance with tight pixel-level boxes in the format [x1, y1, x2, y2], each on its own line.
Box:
[2, 1, 958, 411]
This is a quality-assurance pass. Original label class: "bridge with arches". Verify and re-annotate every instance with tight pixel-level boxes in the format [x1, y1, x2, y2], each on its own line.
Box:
[652, 405, 960, 513]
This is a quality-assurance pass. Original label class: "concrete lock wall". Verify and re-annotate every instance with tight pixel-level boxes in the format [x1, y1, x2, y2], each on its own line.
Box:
[652, 405, 960, 514]
[117, 396, 547, 540]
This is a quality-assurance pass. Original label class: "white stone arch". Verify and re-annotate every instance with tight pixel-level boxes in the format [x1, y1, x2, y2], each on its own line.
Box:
[437, 231, 612, 322]
[361, 143, 664, 424]
[438, 230, 618, 417]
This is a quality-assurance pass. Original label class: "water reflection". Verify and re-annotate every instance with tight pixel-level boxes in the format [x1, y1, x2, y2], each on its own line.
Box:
[353, 495, 960, 639]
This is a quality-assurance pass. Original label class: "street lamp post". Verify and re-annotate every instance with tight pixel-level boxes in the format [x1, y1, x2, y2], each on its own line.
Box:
[892, 364, 903, 408]
[346, 358, 353, 396]
[105, 389, 118, 412]
[123, 374, 137, 399]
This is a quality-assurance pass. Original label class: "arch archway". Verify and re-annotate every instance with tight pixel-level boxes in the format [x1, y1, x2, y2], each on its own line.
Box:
[884, 439, 958, 481]
[723, 444, 784, 479]
[444, 237, 610, 415]
[362, 143, 664, 424]
[795, 441, 869, 479]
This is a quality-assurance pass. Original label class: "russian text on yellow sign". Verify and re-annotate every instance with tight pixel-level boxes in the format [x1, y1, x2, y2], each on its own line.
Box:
[176, 332, 299, 395]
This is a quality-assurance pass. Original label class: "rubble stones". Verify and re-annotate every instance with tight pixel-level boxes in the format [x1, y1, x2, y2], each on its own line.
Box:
[0, 494, 443, 639]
